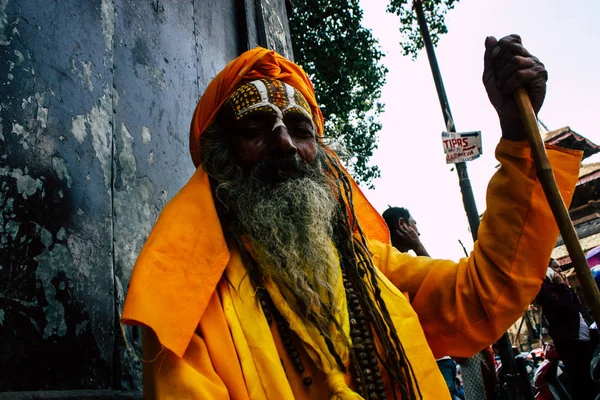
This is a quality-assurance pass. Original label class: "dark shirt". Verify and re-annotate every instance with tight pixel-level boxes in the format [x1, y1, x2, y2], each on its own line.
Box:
[535, 279, 582, 341]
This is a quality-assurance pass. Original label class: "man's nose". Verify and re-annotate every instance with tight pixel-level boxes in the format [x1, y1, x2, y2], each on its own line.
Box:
[270, 125, 298, 156]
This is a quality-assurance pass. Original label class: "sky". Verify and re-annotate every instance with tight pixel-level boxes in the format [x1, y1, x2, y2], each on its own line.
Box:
[358, 0, 600, 260]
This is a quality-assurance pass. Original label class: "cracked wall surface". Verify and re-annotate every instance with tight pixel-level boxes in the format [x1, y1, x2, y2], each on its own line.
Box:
[260, 0, 293, 58]
[0, 0, 291, 395]
[0, 0, 115, 391]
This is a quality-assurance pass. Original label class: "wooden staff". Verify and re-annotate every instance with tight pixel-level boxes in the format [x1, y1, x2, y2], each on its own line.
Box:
[514, 87, 600, 325]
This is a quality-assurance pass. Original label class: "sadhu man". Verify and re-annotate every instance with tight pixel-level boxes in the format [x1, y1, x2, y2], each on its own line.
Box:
[121, 35, 582, 399]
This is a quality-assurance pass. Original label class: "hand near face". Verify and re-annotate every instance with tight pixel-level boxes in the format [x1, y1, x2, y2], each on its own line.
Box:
[483, 35, 548, 141]
[393, 218, 422, 251]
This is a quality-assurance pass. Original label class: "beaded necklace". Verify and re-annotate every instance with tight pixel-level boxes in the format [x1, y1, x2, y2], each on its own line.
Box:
[258, 273, 388, 399]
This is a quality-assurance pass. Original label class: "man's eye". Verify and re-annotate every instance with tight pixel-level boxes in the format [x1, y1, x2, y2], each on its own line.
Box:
[242, 128, 267, 139]
[292, 126, 314, 138]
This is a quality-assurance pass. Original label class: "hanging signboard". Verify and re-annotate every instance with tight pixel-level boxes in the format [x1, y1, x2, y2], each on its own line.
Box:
[441, 131, 482, 164]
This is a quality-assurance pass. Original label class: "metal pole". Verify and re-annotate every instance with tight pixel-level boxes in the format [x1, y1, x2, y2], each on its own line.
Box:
[524, 309, 536, 348]
[412, 2, 527, 399]
[412, 0, 480, 241]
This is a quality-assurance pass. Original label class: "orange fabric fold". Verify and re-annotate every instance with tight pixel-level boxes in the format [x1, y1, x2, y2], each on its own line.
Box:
[122, 47, 389, 357]
[122, 169, 230, 357]
[374, 141, 583, 358]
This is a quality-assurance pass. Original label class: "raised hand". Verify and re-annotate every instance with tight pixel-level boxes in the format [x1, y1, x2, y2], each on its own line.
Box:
[483, 35, 548, 141]
[392, 219, 430, 257]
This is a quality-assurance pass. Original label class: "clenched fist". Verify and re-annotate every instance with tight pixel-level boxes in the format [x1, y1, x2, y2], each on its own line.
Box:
[483, 35, 548, 141]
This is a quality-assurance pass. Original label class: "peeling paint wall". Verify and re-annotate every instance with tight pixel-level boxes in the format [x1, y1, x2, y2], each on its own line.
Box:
[259, 0, 293, 58]
[1, 0, 292, 396]
[0, 0, 115, 391]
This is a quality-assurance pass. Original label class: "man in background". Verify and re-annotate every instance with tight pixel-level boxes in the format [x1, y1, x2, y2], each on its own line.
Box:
[536, 259, 598, 399]
[382, 206, 430, 257]
[383, 207, 471, 398]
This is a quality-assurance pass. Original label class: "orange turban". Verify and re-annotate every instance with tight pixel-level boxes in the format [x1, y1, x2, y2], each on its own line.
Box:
[190, 47, 324, 167]
[122, 47, 389, 357]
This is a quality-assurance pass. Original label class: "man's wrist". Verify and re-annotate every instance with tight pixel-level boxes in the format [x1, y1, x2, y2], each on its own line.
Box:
[413, 242, 430, 257]
[499, 117, 527, 142]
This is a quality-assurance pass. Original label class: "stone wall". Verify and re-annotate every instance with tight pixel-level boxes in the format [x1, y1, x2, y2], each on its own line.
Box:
[0, 0, 292, 396]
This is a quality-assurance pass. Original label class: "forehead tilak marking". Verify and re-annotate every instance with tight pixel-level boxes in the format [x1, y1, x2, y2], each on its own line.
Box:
[241, 80, 282, 119]
[278, 82, 313, 120]
[227, 79, 313, 122]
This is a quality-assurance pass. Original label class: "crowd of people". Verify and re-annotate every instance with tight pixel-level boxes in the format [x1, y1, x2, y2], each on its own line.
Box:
[119, 35, 595, 399]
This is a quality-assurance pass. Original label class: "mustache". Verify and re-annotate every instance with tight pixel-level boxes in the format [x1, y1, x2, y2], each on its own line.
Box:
[251, 154, 318, 182]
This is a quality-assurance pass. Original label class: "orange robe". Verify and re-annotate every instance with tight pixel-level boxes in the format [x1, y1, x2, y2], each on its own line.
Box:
[123, 140, 581, 399]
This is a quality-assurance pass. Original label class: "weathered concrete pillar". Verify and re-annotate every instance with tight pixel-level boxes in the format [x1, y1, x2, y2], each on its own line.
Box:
[0, 0, 292, 397]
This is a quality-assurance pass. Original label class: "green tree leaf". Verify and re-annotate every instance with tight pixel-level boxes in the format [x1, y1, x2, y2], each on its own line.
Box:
[387, 0, 459, 59]
[288, 0, 386, 188]
[287, 0, 457, 188]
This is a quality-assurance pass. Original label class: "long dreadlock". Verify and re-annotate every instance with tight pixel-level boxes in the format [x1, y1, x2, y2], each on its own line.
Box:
[321, 149, 422, 399]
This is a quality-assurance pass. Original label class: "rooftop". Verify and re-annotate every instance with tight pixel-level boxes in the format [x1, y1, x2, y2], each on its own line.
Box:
[552, 231, 600, 264]
[578, 162, 600, 186]
[543, 126, 600, 160]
